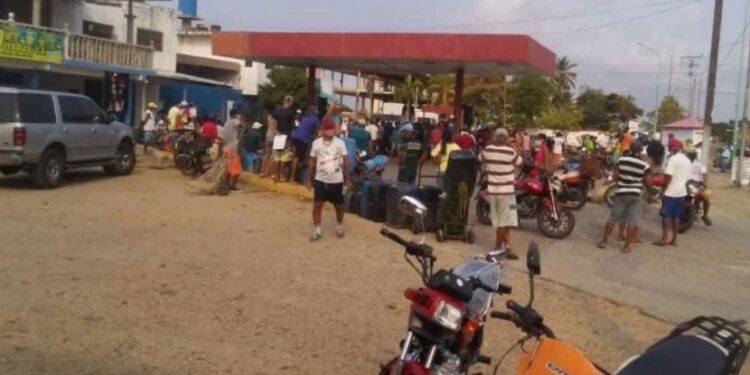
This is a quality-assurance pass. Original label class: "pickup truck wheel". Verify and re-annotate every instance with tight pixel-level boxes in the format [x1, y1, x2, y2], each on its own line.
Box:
[31, 148, 64, 188]
[0, 166, 22, 176]
[104, 143, 136, 176]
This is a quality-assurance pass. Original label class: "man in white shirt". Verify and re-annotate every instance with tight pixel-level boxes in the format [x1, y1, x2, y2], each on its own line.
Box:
[687, 150, 712, 226]
[308, 117, 351, 241]
[655, 139, 692, 247]
[552, 132, 565, 165]
[365, 120, 380, 154]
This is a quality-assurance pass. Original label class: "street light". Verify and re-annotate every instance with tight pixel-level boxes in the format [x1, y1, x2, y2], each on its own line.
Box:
[638, 42, 662, 132]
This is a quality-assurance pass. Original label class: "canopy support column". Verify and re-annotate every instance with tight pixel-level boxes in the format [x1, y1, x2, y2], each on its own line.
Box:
[307, 65, 316, 107]
[454, 68, 464, 128]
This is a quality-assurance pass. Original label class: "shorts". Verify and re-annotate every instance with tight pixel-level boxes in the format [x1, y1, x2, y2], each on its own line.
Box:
[143, 131, 155, 145]
[224, 149, 242, 177]
[291, 138, 309, 163]
[273, 149, 293, 163]
[661, 196, 685, 220]
[609, 194, 642, 225]
[314, 180, 344, 204]
[488, 194, 518, 228]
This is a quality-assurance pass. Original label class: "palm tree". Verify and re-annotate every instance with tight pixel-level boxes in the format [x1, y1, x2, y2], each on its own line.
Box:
[552, 56, 578, 108]
[426, 74, 456, 105]
[395, 74, 424, 120]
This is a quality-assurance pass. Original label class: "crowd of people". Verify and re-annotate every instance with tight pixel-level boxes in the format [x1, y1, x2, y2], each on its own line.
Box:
[135, 97, 718, 255]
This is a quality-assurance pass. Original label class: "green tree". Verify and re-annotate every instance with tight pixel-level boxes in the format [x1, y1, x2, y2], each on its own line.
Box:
[657, 95, 685, 127]
[395, 74, 425, 120]
[462, 75, 506, 125]
[551, 56, 578, 108]
[538, 105, 584, 131]
[508, 75, 552, 127]
[257, 67, 314, 111]
[605, 93, 643, 122]
[426, 74, 456, 105]
[576, 88, 609, 129]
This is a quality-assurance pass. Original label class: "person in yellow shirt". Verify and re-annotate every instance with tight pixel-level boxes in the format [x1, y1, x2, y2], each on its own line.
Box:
[431, 128, 461, 189]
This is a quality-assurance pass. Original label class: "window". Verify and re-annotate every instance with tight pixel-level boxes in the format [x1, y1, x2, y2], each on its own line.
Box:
[18, 94, 55, 123]
[60, 96, 105, 124]
[136, 28, 163, 51]
[83, 20, 114, 39]
[0, 93, 17, 123]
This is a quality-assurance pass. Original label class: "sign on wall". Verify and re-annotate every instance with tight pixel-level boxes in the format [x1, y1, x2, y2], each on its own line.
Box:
[0, 23, 63, 64]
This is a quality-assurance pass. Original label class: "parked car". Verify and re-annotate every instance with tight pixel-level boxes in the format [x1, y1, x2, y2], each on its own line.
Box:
[0, 87, 135, 188]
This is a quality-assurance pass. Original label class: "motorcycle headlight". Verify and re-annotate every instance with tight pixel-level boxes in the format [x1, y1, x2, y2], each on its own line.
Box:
[433, 301, 462, 331]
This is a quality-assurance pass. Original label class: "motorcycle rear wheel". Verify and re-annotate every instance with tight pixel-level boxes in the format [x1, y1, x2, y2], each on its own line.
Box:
[565, 185, 587, 210]
[538, 206, 576, 239]
[678, 204, 696, 233]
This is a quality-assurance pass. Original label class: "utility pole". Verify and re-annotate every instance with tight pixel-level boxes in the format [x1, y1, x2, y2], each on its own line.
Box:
[667, 56, 674, 97]
[702, 0, 724, 167]
[731, 0, 750, 186]
[126, 0, 135, 44]
[637, 42, 661, 131]
[681, 55, 702, 117]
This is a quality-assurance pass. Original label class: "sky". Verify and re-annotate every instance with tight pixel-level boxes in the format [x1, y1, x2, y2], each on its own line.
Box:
[173, 0, 750, 122]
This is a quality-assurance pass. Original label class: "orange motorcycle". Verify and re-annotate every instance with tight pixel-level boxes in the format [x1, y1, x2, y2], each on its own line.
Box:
[489, 243, 750, 375]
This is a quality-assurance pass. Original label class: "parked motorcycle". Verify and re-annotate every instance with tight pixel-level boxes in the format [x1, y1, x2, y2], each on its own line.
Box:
[379, 196, 513, 375]
[476, 165, 576, 239]
[174, 130, 212, 178]
[490, 242, 750, 375]
[551, 169, 592, 210]
[678, 182, 708, 233]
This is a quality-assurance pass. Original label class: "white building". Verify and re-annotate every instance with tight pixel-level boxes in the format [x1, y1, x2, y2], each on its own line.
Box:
[0, 0, 268, 124]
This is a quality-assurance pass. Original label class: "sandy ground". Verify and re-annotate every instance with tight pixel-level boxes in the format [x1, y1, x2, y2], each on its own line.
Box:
[0, 163, 740, 374]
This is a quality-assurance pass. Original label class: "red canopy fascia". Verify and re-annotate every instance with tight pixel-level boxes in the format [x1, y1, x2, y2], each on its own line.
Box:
[212, 32, 556, 76]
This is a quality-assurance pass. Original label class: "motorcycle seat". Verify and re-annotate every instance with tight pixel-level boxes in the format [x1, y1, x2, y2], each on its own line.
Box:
[617, 335, 727, 375]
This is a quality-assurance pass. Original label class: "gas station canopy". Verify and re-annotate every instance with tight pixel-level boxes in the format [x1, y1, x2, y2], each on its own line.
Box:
[212, 32, 556, 77]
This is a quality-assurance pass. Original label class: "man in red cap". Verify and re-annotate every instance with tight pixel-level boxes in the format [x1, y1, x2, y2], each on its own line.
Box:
[655, 138, 692, 247]
[307, 117, 351, 241]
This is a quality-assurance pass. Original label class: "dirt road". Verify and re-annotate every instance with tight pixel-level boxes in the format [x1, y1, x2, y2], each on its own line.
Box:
[0, 167, 701, 374]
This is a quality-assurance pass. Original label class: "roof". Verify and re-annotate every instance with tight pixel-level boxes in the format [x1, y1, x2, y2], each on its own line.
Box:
[153, 71, 230, 86]
[662, 117, 703, 129]
[176, 53, 241, 72]
[212, 32, 556, 76]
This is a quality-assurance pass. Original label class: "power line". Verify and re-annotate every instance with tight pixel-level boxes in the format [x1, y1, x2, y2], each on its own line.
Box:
[389, 0, 693, 31]
[536, 0, 702, 36]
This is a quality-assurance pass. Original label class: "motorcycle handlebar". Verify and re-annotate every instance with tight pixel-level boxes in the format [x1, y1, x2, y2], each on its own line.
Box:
[507, 300, 525, 315]
[380, 228, 435, 260]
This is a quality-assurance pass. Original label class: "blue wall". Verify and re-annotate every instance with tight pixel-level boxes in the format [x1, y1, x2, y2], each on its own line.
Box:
[160, 83, 245, 118]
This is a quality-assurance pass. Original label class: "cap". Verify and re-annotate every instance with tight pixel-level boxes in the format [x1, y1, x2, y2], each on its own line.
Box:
[400, 123, 414, 133]
[179, 101, 188, 107]
[284, 95, 294, 102]
[321, 117, 336, 136]
[252, 122, 263, 129]
[494, 127, 509, 138]
[668, 138, 684, 150]
[147, 102, 157, 109]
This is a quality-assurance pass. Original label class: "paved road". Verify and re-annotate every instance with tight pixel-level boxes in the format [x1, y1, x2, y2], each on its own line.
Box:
[380, 159, 749, 323]
[467, 176, 750, 323]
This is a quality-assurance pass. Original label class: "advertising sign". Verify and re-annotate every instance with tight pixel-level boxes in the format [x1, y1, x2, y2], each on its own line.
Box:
[0, 23, 63, 64]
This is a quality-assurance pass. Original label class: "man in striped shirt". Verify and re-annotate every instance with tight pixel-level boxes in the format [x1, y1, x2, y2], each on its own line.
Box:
[597, 141, 651, 253]
[479, 128, 524, 260]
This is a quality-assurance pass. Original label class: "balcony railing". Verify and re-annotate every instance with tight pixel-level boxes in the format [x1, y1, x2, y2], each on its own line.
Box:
[0, 19, 153, 71]
[66, 33, 153, 70]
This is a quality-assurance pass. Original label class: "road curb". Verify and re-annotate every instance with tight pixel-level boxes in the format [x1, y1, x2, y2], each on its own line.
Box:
[239, 173, 313, 200]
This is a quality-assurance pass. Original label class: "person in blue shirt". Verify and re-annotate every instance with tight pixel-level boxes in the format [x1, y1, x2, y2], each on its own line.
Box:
[290, 105, 320, 183]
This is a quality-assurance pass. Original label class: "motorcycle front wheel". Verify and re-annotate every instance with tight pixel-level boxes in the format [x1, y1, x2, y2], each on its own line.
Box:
[476, 199, 491, 226]
[538, 206, 576, 239]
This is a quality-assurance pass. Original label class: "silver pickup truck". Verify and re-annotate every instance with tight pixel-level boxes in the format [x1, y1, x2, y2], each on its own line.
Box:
[0, 87, 136, 188]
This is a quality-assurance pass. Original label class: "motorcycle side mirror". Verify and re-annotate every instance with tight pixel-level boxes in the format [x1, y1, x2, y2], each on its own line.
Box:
[398, 196, 427, 220]
[527, 242, 541, 275]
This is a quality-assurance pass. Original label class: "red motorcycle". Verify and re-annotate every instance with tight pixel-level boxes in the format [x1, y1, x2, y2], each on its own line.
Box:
[552, 169, 594, 210]
[380, 197, 513, 375]
[476, 164, 576, 239]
